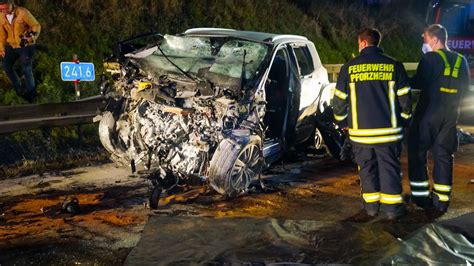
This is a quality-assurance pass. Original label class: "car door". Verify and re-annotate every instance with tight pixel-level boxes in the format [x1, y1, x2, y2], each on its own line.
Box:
[290, 43, 327, 112]
[290, 42, 328, 142]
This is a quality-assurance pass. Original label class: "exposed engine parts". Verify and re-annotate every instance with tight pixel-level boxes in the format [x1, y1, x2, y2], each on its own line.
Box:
[99, 60, 264, 185]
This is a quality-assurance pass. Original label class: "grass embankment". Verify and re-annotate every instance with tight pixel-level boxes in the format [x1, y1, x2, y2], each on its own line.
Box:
[0, 125, 109, 179]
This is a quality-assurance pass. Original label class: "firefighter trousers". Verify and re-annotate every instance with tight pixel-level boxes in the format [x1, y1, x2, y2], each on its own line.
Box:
[352, 141, 404, 214]
[408, 119, 457, 211]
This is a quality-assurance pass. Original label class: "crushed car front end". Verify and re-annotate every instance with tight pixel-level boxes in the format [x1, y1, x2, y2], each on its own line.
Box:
[97, 33, 272, 197]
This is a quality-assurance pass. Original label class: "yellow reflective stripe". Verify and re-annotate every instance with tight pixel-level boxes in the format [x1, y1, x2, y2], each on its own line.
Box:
[350, 83, 358, 129]
[389, 81, 397, 128]
[436, 50, 451, 76]
[334, 113, 348, 121]
[397, 86, 411, 96]
[452, 54, 462, 78]
[381, 193, 403, 199]
[380, 193, 403, 204]
[401, 112, 412, 119]
[410, 181, 429, 187]
[440, 87, 458, 94]
[137, 82, 152, 92]
[363, 192, 380, 203]
[434, 184, 452, 192]
[411, 191, 430, 197]
[334, 88, 348, 99]
[349, 127, 402, 136]
[433, 192, 450, 202]
[349, 134, 403, 144]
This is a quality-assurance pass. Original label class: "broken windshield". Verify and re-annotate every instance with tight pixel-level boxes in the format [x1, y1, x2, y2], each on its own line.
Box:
[132, 34, 269, 84]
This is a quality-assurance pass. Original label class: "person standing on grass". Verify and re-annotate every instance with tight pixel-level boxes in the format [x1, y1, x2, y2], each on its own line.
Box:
[0, 0, 41, 103]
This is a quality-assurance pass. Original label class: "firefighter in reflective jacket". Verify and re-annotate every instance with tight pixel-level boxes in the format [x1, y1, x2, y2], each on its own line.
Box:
[408, 24, 470, 213]
[333, 28, 412, 219]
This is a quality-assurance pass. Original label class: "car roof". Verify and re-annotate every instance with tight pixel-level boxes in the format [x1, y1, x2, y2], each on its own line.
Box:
[183, 28, 308, 45]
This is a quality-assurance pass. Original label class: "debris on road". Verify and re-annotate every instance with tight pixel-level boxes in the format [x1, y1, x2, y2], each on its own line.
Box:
[61, 197, 80, 214]
[1, 128, 474, 264]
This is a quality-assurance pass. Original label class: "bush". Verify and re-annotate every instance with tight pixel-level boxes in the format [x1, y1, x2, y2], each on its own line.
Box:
[1, 0, 427, 105]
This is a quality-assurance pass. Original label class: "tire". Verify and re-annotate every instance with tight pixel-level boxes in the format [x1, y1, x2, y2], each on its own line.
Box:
[318, 122, 345, 160]
[208, 135, 264, 197]
[299, 125, 324, 150]
[98, 111, 129, 166]
[313, 127, 324, 150]
[98, 111, 117, 155]
[314, 106, 346, 160]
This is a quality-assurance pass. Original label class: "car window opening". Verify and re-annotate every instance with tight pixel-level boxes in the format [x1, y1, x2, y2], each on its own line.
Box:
[264, 48, 290, 139]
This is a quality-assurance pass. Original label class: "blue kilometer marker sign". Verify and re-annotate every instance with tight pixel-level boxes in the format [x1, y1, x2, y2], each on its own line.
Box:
[60, 62, 95, 81]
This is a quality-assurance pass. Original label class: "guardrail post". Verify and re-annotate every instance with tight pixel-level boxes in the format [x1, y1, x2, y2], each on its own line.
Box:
[72, 54, 83, 145]
[73, 54, 81, 100]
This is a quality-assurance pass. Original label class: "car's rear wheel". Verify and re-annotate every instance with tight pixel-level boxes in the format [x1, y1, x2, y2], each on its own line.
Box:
[313, 127, 324, 150]
[318, 121, 345, 160]
[209, 135, 264, 197]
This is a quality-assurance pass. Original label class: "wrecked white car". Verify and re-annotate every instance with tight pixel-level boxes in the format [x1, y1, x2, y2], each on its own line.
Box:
[97, 28, 345, 205]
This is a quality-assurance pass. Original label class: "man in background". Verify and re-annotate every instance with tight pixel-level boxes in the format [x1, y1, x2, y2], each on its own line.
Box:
[0, 0, 41, 103]
[408, 24, 470, 214]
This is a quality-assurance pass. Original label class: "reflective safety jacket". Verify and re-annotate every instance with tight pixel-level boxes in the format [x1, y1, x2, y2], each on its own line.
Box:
[411, 49, 470, 123]
[333, 46, 412, 145]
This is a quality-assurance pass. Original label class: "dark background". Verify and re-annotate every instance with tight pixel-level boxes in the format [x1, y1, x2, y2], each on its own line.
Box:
[0, 0, 431, 105]
[0, 0, 431, 171]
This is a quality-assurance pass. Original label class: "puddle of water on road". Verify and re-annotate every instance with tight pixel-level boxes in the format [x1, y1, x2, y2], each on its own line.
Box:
[124, 216, 427, 265]
[124, 205, 474, 265]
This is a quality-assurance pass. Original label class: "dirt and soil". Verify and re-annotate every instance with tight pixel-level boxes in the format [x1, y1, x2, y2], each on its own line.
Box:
[1, 127, 473, 264]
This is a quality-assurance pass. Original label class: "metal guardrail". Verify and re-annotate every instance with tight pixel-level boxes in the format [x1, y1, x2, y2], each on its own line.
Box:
[324, 62, 419, 82]
[0, 95, 105, 135]
[0, 62, 419, 135]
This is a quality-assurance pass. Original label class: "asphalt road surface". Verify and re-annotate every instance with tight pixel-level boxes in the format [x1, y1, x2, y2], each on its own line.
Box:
[1, 128, 473, 264]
